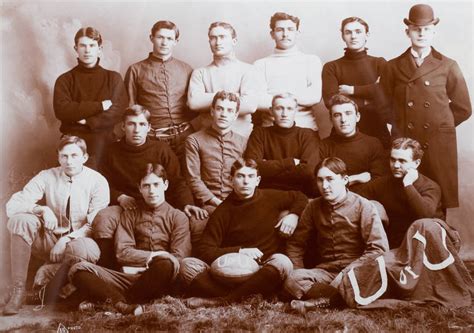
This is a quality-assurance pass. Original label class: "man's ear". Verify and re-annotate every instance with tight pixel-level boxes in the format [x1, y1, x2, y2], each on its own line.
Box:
[356, 112, 361, 123]
[342, 175, 349, 186]
[405, 28, 410, 37]
[164, 180, 169, 191]
[256, 175, 261, 187]
[74, 45, 78, 53]
[149, 34, 153, 43]
[413, 159, 421, 169]
[82, 153, 89, 164]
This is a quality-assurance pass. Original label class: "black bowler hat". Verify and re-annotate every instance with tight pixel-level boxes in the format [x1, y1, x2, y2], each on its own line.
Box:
[404, 4, 440, 26]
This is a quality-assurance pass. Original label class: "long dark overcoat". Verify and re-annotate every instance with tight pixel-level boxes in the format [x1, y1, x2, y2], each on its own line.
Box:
[380, 47, 471, 208]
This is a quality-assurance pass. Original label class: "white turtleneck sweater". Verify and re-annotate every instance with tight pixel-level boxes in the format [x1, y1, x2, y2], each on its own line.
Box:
[254, 47, 323, 130]
[187, 56, 260, 138]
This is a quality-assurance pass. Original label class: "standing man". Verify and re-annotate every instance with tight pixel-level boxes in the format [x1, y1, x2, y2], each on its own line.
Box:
[180, 158, 308, 308]
[125, 20, 195, 162]
[184, 91, 247, 247]
[3, 136, 109, 315]
[356, 138, 445, 248]
[320, 94, 389, 192]
[188, 22, 260, 137]
[254, 12, 322, 132]
[379, 4, 472, 208]
[244, 93, 320, 197]
[322, 17, 390, 147]
[53, 27, 128, 169]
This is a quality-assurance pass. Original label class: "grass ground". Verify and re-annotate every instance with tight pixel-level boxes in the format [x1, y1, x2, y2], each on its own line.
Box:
[2, 293, 474, 332]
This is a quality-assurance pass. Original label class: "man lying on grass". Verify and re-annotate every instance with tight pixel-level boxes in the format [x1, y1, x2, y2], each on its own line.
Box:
[69, 163, 191, 315]
[180, 158, 308, 308]
[284, 157, 389, 312]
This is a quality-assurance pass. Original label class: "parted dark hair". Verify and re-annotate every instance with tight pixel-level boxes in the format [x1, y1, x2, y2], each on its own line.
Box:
[140, 163, 168, 183]
[74, 27, 102, 46]
[211, 90, 241, 112]
[270, 12, 300, 30]
[316, 157, 348, 177]
[327, 94, 359, 115]
[122, 104, 151, 121]
[151, 20, 179, 39]
[392, 137, 424, 161]
[230, 158, 259, 177]
[340, 17, 370, 33]
[57, 135, 88, 155]
[208, 21, 237, 39]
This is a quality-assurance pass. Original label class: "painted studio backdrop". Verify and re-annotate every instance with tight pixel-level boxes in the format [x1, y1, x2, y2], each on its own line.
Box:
[0, 1, 473, 287]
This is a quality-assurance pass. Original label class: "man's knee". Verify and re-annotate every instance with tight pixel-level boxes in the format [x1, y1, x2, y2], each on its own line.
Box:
[7, 213, 42, 245]
[64, 237, 101, 265]
[265, 253, 293, 280]
[179, 257, 209, 286]
[92, 206, 122, 239]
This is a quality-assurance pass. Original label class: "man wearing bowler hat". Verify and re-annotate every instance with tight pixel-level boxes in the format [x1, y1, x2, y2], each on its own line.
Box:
[379, 4, 471, 210]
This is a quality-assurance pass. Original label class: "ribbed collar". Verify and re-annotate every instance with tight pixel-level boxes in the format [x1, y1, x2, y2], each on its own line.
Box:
[328, 128, 362, 143]
[273, 46, 300, 57]
[119, 138, 152, 153]
[270, 124, 298, 136]
[343, 48, 368, 60]
[60, 166, 87, 182]
[206, 126, 234, 139]
[228, 189, 261, 205]
[212, 54, 237, 67]
[76, 58, 101, 73]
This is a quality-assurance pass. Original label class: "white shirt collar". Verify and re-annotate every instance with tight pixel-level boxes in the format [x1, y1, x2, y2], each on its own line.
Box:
[410, 47, 431, 60]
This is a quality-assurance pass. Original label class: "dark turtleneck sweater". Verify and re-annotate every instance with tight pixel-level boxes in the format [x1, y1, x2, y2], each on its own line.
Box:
[244, 125, 320, 197]
[320, 130, 389, 192]
[355, 174, 445, 248]
[198, 189, 308, 264]
[322, 49, 390, 146]
[53, 59, 128, 134]
[100, 138, 193, 210]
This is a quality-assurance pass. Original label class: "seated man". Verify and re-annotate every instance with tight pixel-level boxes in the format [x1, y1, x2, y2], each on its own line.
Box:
[355, 137, 445, 248]
[187, 21, 259, 137]
[254, 12, 322, 131]
[93, 105, 206, 269]
[320, 94, 389, 192]
[244, 93, 320, 197]
[284, 157, 388, 311]
[184, 91, 247, 247]
[53, 27, 128, 169]
[70, 164, 191, 315]
[3, 136, 109, 315]
[180, 158, 308, 307]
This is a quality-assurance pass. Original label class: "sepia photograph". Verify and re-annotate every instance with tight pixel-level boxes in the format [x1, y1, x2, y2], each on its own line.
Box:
[0, 0, 473, 331]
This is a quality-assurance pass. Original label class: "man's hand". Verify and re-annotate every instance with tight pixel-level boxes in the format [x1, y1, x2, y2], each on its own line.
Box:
[209, 197, 223, 207]
[118, 194, 137, 210]
[102, 100, 113, 111]
[293, 158, 300, 166]
[50, 236, 69, 263]
[338, 85, 354, 95]
[147, 250, 169, 266]
[239, 248, 263, 261]
[403, 168, 419, 187]
[348, 172, 371, 185]
[36, 206, 58, 231]
[274, 213, 299, 237]
[184, 205, 209, 220]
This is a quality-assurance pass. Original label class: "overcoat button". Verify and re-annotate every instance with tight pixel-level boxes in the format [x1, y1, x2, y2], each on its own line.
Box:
[408, 101, 414, 107]
[424, 80, 430, 86]
[424, 101, 431, 108]
[407, 122, 414, 130]
[423, 123, 430, 129]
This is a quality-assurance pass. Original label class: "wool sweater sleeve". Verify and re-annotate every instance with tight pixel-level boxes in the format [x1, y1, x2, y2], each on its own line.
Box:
[353, 57, 387, 100]
[446, 61, 472, 126]
[184, 135, 215, 204]
[404, 179, 442, 218]
[238, 66, 260, 116]
[86, 72, 128, 130]
[98, 146, 123, 204]
[378, 62, 397, 128]
[322, 61, 340, 108]
[368, 139, 390, 179]
[286, 201, 315, 269]
[115, 210, 151, 266]
[53, 73, 103, 122]
[124, 64, 138, 106]
[198, 205, 241, 264]
[85, 173, 110, 225]
[169, 211, 192, 260]
[295, 55, 322, 107]
[187, 68, 214, 111]
[340, 197, 389, 273]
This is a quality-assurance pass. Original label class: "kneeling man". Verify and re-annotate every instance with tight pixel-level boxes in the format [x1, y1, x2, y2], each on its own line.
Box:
[180, 158, 308, 307]
[284, 157, 388, 310]
[4, 136, 109, 315]
[70, 164, 191, 315]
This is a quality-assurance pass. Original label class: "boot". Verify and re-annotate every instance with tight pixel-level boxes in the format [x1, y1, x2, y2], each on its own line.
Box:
[3, 282, 26, 315]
